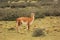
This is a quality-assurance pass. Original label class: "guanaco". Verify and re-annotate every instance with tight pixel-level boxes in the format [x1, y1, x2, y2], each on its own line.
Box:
[16, 13, 35, 32]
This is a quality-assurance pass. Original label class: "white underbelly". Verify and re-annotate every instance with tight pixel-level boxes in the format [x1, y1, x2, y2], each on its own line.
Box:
[21, 20, 34, 25]
[21, 21, 27, 25]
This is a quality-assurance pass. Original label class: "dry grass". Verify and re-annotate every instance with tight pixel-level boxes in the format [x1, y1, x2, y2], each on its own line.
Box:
[0, 16, 60, 40]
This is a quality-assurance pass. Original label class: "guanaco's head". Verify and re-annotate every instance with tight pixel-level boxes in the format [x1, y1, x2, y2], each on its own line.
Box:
[31, 12, 35, 17]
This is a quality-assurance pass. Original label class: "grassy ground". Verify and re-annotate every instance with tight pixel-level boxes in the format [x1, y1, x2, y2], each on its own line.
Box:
[0, 16, 60, 40]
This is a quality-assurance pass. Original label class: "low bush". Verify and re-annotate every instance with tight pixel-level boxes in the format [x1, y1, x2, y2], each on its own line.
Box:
[32, 28, 45, 37]
[0, 6, 60, 21]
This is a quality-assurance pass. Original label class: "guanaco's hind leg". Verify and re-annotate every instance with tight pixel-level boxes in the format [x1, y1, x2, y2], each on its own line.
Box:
[16, 21, 21, 32]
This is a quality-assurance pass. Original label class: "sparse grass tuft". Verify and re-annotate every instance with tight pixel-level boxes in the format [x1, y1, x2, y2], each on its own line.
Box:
[8, 28, 15, 31]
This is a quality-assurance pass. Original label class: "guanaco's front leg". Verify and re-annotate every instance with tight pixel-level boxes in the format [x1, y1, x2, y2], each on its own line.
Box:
[27, 23, 30, 30]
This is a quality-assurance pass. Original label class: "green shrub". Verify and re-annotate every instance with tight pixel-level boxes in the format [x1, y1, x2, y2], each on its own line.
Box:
[11, 2, 27, 8]
[0, 6, 60, 21]
[44, 10, 60, 16]
[35, 12, 45, 18]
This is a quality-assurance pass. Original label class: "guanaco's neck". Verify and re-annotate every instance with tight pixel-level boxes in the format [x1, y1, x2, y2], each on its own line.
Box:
[31, 13, 35, 21]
